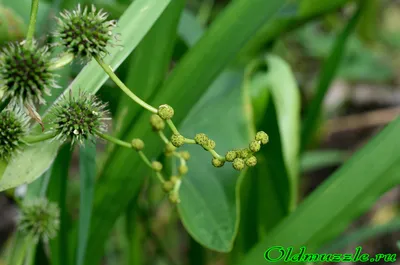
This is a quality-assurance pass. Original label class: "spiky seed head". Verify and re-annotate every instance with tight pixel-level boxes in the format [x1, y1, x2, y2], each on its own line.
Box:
[49, 91, 109, 145]
[246, 156, 257, 167]
[211, 158, 225, 168]
[180, 151, 190, 161]
[0, 107, 28, 161]
[169, 192, 180, 204]
[164, 142, 176, 156]
[178, 165, 188, 175]
[55, 4, 117, 62]
[0, 41, 58, 106]
[194, 133, 208, 146]
[131, 138, 144, 151]
[255, 131, 269, 145]
[232, 158, 245, 171]
[152, 161, 163, 172]
[237, 148, 250, 159]
[225, 151, 237, 162]
[149, 114, 165, 131]
[249, 140, 261, 153]
[162, 180, 174, 193]
[170, 176, 180, 185]
[18, 198, 60, 242]
[157, 104, 174, 120]
[171, 134, 185, 147]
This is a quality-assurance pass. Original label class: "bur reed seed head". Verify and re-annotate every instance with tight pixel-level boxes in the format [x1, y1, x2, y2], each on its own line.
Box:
[212, 158, 225, 168]
[18, 198, 60, 242]
[55, 4, 117, 62]
[225, 151, 237, 162]
[152, 161, 163, 172]
[49, 91, 109, 145]
[237, 148, 250, 159]
[255, 131, 269, 145]
[0, 41, 58, 106]
[131, 138, 144, 151]
[249, 140, 261, 153]
[158, 104, 174, 120]
[150, 114, 165, 131]
[246, 156, 257, 167]
[171, 134, 185, 147]
[0, 107, 28, 161]
[232, 158, 245, 171]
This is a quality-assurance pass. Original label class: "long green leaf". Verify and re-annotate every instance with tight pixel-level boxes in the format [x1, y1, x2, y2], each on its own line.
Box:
[0, 0, 171, 191]
[301, 2, 364, 150]
[240, 117, 400, 265]
[76, 141, 96, 265]
[86, 1, 287, 260]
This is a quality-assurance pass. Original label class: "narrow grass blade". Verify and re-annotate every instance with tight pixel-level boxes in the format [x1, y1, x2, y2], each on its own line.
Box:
[76, 140, 96, 265]
[240, 117, 400, 265]
[301, 3, 364, 151]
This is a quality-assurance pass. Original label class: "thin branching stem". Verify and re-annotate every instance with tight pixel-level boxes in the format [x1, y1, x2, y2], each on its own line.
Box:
[26, 0, 40, 42]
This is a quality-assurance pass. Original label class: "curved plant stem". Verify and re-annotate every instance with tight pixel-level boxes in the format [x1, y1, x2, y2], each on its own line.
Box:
[94, 56, 158, 114]
[166, 120, 179, 135]
[23, 132, 57, 144]
[26, 0, 40, 42]
[94, 130, 131, 148]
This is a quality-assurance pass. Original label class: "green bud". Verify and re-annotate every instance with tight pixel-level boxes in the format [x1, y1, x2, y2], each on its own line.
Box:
[211, 158, 225, 168]
[150, 114, 165, 131]
[246, 156, 257, 167]
[225, 151, 237, 162]
[131, 138, 144, 151]
[180, 151, 191, 161]
[194, 133, 208, 146]
[152, 161, 163, 172]
[162, 181, 174, 193]
[171, 134, 185, 147]
[169, 192, 180, 204]
[237, 148, 250, 159]
[255, 131, 269, 145]
[178, 165, 188, 175]
[170, 176, 180, 185]
[207, 139, 216, 150]
[249, 140, 261, 153]
[232, 158, 245, 171]
[164, 142, 176, 156]
[158, 104, 174, 120]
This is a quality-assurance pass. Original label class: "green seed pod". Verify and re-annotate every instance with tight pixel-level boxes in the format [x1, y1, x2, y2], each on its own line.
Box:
[0, 107, 28, 161]
[131, 138, 144, 151]
[255, 131, 269, 145]
[0, 41, 58, 106]
[249, 140, 261, 153]
[158, 104, 174, 120]
[55, 4, 117, 62]
[232, 158, 245, 171]
[162, 180, 174, 193]
[237, 148, 250, 159]
[149, 114, 165, 131]
[18, 198, 60, 242]
[170, 176, 180, 185]
[170, 134, 185, 148]
[211, 158, 225, 168]
[246, 156, 257, 167]
[225, 151, 237, 162]
[180, 151, 190, 161]
[152, 161, 163, 172]
[164, 142, 176, 156]
[169, 192, 180, 204]
[194, 133, 208, 146]
[49, 91, 109, 145]
[178, 165, 188, 175]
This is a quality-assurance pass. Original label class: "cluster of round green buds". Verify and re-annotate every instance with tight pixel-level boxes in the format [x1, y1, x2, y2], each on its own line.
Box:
[18, 198, 60, 242]
[49, 91, 110, 145]
[152, 161, 163, 172]
[54, 4, 117, 62]
[171, 133, 185, 147]
[0, 41, 58, 106]
[0, 107, 28, 161]
[131, 138, 144, 151]
[212, 158, 225, 168]
[194, 133, 216, 150]
[157, 104, 174, 120]
[149, 114, 165, 131]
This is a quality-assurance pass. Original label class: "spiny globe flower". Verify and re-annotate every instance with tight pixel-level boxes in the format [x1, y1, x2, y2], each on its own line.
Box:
[0, 107, 28, 161]
[18, 198, 60, 242]
[54, 4, 117, 62]
[0, 41, 58, 106]
[50, 91, 109, 145]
